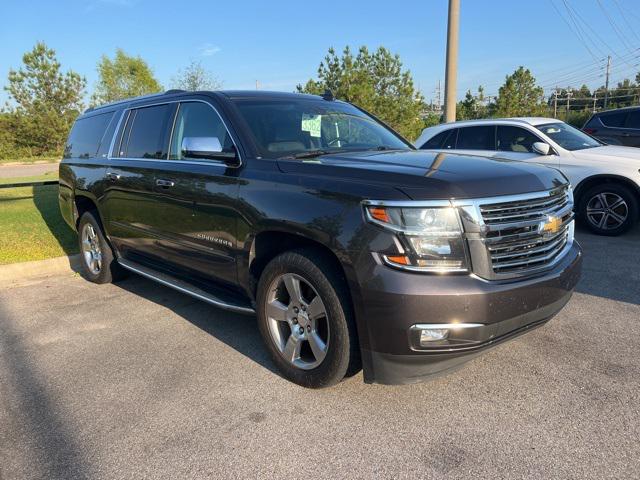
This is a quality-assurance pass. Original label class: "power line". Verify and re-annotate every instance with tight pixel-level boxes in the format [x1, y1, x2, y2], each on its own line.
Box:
[549, 0, 600, 60]
[596, 0, 636, 54]
[610, 0, 640, 43]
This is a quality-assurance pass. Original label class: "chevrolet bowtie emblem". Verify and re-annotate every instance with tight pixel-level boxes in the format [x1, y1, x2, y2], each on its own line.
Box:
[541, 215, 562, 234]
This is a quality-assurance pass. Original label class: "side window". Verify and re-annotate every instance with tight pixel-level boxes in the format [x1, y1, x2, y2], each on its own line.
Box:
[456, 126, 494, 150]
[625, 110, 640, 130]
[169, 102, 233, 160]
[599, 111, 627, 128]
[64, 112, 114, 159]
[120, 104, 173, 159]
[421, 130, 452, 149]
[496, 126, 540, 153]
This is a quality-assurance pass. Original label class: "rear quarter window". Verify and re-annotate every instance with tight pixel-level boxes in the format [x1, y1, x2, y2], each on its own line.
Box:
[64, 112, 114, 159]
[599, 111, 627, 128]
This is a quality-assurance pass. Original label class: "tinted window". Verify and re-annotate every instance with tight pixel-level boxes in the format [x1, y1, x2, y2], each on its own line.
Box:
[232, 98, 409, 158]
[421, 130, 451, 149]
[64, 112, 114, 159]
[625, 110, 640, 129]
[122, 104, 172, 159]
[456, 126, 494, 150]
[496, 126, 540, 153]
[599, 111, 627, 127]
[169, 102, 234, 160]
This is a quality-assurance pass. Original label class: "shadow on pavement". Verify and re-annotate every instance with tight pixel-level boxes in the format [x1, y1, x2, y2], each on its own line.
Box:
[0, 304, 91, 479]
[574, 223, 640, 305]
[112, 276, 279, 375]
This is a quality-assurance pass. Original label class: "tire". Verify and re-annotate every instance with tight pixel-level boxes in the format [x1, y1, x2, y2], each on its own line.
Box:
[77, 211, 126, 284]
[256, 248, 360, 388]
[578, 183, 639, 236]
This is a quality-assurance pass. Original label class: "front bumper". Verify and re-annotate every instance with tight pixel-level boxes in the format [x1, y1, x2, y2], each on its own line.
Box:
[357, 242, 582, 385]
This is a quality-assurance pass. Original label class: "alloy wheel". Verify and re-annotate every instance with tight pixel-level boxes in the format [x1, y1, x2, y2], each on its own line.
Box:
[586, 192, 629, 230]
[265, 273, 330, 370]
[81, 223, 103, 274]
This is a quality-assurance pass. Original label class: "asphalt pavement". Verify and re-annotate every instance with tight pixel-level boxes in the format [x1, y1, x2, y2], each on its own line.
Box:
[1, 226, 639, 479]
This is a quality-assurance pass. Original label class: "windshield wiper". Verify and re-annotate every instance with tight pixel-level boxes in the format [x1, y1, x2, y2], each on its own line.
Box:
[280, 149, 333, 160]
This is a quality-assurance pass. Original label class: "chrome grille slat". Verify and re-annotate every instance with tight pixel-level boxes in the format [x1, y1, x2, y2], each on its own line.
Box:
[478, 186, 573, 276]
[490, 230, 567, 259]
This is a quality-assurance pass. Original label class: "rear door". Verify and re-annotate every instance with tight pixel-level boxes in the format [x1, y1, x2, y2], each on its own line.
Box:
[102, 103, 176, 262]
[453, 125, 495, 156]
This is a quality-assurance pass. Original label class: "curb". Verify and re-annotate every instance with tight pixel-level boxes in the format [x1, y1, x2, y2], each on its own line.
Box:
[0, 255, 81, 286]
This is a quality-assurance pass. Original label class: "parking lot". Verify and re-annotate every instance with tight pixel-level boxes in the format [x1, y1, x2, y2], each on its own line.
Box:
[1, 225, 638, 480]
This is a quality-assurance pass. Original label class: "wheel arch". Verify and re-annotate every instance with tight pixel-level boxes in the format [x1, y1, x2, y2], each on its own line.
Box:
[247, 229, 367, 380]
[573, 174, 640, 205]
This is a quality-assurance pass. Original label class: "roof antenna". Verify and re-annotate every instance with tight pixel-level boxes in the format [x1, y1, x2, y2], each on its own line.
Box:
[322, 89, 335, 101]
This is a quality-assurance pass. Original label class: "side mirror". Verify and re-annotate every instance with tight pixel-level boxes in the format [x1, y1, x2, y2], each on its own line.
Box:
[532, 142, 551, 156]
[181, 136, 239, 164]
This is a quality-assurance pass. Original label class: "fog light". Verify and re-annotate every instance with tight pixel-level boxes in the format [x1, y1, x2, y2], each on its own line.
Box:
[420, 328, 449, 344]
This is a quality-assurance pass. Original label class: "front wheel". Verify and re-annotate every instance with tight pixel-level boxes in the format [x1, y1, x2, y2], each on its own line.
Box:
[578, 183, 638, 236]
[256, 249, 359, 388]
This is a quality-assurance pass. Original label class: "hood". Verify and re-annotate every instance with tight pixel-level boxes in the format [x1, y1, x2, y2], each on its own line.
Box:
[573, 145, 640, 166]
[277, 149, 567, 200]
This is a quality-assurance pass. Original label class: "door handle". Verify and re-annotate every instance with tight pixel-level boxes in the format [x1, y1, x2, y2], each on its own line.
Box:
[106, 172, 121, 181]
[156, 179, 175, 188]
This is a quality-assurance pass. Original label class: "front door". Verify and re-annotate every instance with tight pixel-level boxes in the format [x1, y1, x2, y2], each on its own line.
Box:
[144, 100, 242, 288]
[493, 125, 559, 168]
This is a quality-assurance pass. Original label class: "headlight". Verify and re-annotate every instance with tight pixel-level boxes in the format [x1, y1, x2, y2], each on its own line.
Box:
[365, 203, 469, 273]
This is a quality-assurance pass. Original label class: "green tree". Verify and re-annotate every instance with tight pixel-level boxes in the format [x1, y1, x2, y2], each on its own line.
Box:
[3, 42, 86, 156]
[297, 46, 425, 140]
[171, 60, 222, 91]
[456, 86, 487, 120]
[91, 49, 162, 105]
[495, 67, 547, 117]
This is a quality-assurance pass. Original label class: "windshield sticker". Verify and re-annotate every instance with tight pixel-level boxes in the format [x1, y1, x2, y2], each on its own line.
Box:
[302, 114, 322, 138]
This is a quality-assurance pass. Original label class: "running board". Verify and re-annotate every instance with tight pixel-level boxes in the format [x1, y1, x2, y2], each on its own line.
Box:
[117, 258, 255, 315]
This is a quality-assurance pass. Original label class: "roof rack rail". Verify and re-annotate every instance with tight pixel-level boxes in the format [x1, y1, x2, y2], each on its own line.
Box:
[85, 89, 187, 113]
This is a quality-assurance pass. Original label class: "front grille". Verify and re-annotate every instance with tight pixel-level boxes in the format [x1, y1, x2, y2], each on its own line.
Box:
[479, 187, 573, 276]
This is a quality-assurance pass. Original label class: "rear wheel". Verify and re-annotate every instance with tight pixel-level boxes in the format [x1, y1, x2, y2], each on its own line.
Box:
[77, 211, 125, 283]
[256, 249, 359, 388]
[578, 183, 638, 236]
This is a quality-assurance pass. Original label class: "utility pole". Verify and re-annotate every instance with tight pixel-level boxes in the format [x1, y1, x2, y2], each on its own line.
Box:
[593, 92, 597, 113]
[553, 88, 558, 117]
[566, 91, 572, 118]
[435, 80, 442, 112]
[444, 0, 460, 122]
[604, 55, 611, 109]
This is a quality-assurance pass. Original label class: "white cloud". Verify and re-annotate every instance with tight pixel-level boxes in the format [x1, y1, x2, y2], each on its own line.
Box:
[199, 43, 221, 57]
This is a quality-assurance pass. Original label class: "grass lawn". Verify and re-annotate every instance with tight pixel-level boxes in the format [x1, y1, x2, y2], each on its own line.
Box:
[0, 171, 59, 185]
[0, 184, 77, 265]
[0, 156, 59, 165]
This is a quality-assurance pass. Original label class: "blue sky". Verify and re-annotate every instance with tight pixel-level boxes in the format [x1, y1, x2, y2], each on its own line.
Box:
[1, 0, 639, 105]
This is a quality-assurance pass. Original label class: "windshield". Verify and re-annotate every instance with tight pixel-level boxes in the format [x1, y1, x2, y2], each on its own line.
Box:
[231, 97, 411, 158]
[535, 122, 602, 151]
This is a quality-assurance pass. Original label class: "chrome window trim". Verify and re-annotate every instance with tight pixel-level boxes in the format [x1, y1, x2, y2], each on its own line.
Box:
[107, 98, 243, 168]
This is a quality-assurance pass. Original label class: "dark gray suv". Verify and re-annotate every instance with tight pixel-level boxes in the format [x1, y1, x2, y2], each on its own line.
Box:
[59, 90, 582, 388]
[583, 106, 640, 147]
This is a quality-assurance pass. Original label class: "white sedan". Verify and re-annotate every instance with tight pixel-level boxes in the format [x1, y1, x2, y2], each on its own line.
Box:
[414, 118, 640, 235]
